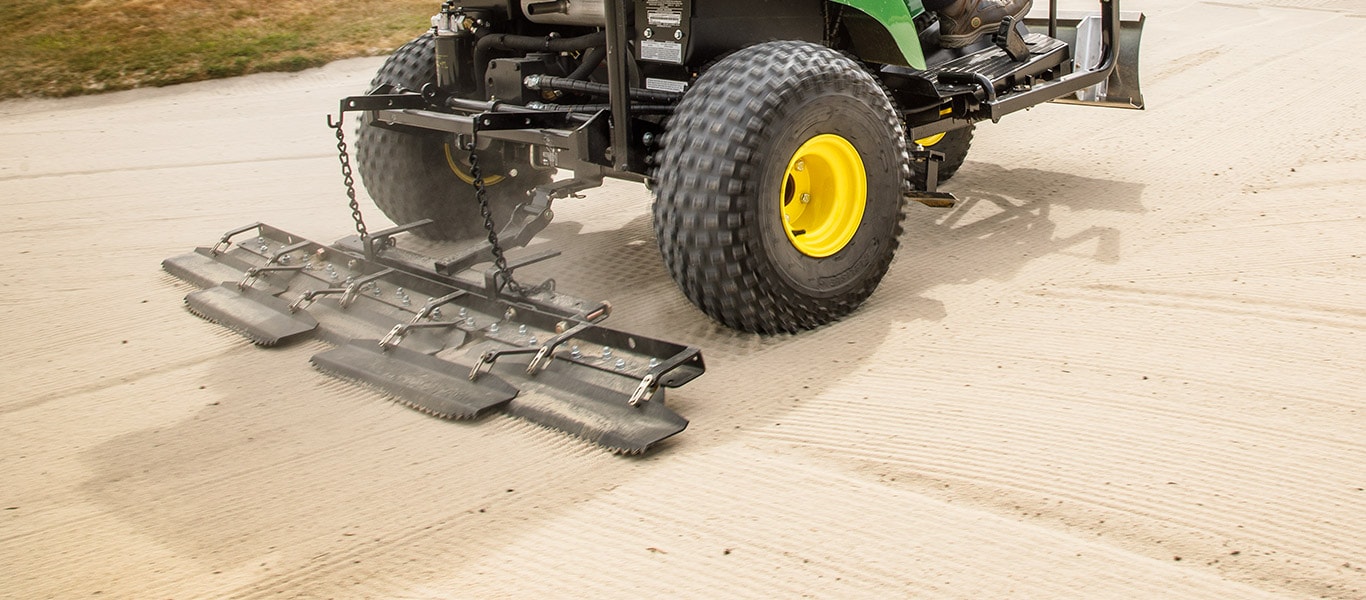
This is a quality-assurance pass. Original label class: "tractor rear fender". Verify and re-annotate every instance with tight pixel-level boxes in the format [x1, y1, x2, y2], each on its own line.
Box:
[829, 0, 928, 69]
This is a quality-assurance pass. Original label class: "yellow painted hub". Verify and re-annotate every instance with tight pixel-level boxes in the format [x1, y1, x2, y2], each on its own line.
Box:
[780, 134, 866, 258]
[914, 132, 946, 147]
[914, 107, 954, 147]
[444, 143, 505, 186]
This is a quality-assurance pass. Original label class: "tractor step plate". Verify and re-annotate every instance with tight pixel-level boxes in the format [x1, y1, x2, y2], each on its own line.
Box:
[931, 33, 1069, 95]
[163, 223, 704, 454]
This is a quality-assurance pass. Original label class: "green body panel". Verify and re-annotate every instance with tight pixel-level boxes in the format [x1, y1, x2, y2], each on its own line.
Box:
[831, 0, 927, 69]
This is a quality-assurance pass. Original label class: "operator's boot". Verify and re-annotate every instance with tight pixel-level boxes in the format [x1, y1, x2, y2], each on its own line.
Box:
[937, 0, 1034, 48]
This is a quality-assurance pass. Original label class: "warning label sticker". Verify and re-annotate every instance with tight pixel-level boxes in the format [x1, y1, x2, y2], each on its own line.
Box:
[646, 78, 688, 93]
[640, 40, 684, 64]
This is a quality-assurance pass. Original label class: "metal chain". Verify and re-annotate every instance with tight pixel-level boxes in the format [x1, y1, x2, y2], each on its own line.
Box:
[328, 113, 544, 297]
[823, 2, 844, 45]
[469, 148, 526, 296]
[331, 114, 369, 240]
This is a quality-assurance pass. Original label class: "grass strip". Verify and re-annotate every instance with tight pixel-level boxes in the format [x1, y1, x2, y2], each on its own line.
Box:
[0, 0, 437, 98]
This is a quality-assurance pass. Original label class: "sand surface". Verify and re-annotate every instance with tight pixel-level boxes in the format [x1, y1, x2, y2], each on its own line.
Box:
[2, 1, 1363, 597]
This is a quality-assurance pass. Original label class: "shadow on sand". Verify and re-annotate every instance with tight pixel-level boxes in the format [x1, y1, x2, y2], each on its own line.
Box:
[76, 163, 1145, 582]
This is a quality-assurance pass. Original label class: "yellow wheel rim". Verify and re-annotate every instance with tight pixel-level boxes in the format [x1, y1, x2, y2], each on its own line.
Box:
[780, 134, 866, 258]
[444, 143, 505, 186]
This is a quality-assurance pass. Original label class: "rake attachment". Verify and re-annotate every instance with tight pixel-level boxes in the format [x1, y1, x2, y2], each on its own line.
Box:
[163, 223, 705, 454]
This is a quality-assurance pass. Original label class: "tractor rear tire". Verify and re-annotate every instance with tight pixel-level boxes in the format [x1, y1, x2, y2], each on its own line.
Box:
[653, 41, 909, 334]
[355, 34, 551, 241]
[911, 125, 974, 189]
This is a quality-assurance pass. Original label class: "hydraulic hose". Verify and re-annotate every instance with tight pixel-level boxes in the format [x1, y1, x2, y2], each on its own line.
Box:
[567, 45, 607, 81]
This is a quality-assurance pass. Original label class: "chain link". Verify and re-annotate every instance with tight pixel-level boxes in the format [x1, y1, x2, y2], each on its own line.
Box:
[331, 114, 369, 240]
[329, 112, 543, 297]
[470, 149, 524, 296]
[469, 148, 553, 297]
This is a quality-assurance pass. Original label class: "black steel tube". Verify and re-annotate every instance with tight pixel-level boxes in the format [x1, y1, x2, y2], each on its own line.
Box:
[529, 75, 680, 103]
[529, 102, 675, 114]
[1049, 0, 1058, 39]
[526, 0, 570, 15]
[603, 0, 631, 172]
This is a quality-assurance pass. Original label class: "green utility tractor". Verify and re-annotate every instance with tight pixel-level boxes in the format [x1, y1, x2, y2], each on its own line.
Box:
[354, 0, 1143, 333]
[164, 0, 1143, 452]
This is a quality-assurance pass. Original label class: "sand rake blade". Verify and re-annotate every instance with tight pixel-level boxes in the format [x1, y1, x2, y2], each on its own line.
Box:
[498, 362, 689, 455]
[162, 248, 283, 294]
[310, 340, 517, 420]
[506, 389, 688, 455]
[185, 283, 318, 346]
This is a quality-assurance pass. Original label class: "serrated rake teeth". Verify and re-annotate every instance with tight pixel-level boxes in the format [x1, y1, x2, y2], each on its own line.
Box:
[184, 284, 318, 347]
[310, 341, 517, 420]
[497, 366, 690, 456]
[184, 301, 283, 347]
